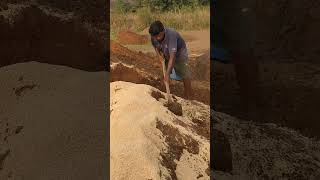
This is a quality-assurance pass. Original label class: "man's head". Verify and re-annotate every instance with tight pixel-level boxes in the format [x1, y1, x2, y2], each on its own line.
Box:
[149, 20, 165, 42]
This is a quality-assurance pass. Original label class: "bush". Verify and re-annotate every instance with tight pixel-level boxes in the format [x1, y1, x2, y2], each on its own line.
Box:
[136, 8, 154, 31]
[110, 6, 209, 35]
[114, 0, 135, 13]
[146, 0, 209, 11]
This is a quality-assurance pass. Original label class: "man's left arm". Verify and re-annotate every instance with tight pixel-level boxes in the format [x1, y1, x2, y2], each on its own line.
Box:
[166, 52, 176, 77]
[166, 33, 178, 80]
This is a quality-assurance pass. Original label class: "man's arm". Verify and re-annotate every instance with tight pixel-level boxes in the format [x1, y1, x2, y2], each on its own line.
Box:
[166, 52, 176, 76]
[151, 37, 164, 63]
[154, 47, 165, 63]
[167, 31, 178, 76]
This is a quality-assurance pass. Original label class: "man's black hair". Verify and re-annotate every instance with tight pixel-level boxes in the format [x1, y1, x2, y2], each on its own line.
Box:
[149, 21, 164, 36]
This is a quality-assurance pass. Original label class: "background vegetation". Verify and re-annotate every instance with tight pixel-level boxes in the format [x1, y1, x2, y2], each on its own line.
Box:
[111, 0, 210, 39]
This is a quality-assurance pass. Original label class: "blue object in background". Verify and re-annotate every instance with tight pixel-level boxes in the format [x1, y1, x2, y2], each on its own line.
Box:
[169, 46, 232, 81]
[211, 47, 232, 64]
[170, 68, 183, 81]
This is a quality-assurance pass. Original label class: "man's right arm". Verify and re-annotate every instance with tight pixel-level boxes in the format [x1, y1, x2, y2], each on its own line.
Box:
[155, 47, 165, 63]
[151, 37, 164, 63]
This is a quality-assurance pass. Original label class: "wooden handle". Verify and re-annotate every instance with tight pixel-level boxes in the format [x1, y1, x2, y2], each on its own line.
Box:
[161, 60, 172, 102]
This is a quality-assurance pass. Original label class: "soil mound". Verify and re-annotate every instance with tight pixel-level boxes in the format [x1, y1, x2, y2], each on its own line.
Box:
[4, 0, 106, 26]
[0, 62, 107, 180]
[117, 30, 148, 45]
[110, 81, 210, 179]
[212, 110, 320, 179]
[213, 57, 320, 138]
[191, 50, 210, 81]
[0, 4, 106, 71]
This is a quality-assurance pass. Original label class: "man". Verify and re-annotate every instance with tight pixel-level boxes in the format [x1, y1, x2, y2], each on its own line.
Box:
[149, 20, 192, 99]
[211, 0, 261, 120]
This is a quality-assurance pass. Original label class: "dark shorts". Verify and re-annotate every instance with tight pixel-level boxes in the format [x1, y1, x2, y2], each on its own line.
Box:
[165, 59, 191, 79]
[212, 0, 256, 56]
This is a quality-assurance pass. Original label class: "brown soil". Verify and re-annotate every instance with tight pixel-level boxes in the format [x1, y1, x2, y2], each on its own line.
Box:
[193, 51, 210, 81]
[213, 59, 320, 138]
[164, 101, 183, 116]
[0, 5, 106, 71]
[117, 30, 148, 45]
[211, 0, 320, 139]
[156, 120, 200, 180]
[110, 41, 210, 105]
[181, 30, 210, 55]
[4, 0, 106, 27]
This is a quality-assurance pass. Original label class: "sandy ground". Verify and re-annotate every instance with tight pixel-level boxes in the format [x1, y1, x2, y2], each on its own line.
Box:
[181, 30, 210, 55]
[110, 29, 210, 179]
[110, 81, 210, 179]
[212, 110, 320, 179]
[0, 62, 108, 180]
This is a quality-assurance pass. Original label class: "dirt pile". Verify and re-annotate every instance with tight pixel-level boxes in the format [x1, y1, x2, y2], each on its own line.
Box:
[255, 0, 320, 60]
[4, 0, 106, 26]
[212, 110, 320, 179]
[213, 1, 320, 138]
[110, 41, 210, 104]
[110, 40, 159, 71]
[110, 81, 210, 179]
[190, 50, 210, 81]
[117, 30, 148, 45]
[213, 58, 320, 138]
[0, 62, 107, 179]
[0, 1, 8, 10]
[0, 4, 106, 71]
[110, 62, 157, 85]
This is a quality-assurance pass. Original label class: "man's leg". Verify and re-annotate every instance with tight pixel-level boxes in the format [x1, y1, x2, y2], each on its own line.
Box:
[183, 77, 192, 100]
[174, 61, 193, 100]
[233, 54, 260, 120]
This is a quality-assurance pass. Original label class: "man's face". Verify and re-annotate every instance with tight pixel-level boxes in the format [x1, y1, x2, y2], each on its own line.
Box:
[154, 31, 165, 42]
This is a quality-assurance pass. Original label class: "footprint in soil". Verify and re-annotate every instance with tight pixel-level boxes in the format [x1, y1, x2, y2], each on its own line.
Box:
[13, 84, 38, 97]
[3, 122, 9, 143]
[0, 149, 10, 170]
[2, 121, 24, 142]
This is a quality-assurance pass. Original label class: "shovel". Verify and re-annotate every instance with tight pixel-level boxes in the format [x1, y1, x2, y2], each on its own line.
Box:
[161, 59, 173, 103]
[159, 55, 183, 116]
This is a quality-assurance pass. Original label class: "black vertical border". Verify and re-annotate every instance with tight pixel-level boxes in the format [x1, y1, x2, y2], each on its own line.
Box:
[105, 0, 110, 179]
[210, 0, 213, 176]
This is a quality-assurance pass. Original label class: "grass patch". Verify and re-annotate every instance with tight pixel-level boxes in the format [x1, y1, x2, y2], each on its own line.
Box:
[110, 28, 117, 41]
[110, 6, 209, 36]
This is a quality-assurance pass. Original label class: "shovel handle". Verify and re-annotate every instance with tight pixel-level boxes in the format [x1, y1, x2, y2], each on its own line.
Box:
[161, 60, 172, 102]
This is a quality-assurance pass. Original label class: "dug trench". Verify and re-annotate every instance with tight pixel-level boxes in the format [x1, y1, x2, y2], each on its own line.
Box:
[211, 0, 320, 139]
[214, 60, 320, 139]
[110, 41, 210, 105]
[0, 4, 107, 71]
